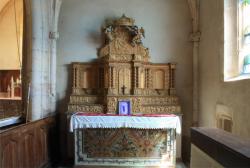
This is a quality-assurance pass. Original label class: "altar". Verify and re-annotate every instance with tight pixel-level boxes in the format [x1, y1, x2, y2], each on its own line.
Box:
[67, 15, 182, 167]
[70, 113, 181, 167]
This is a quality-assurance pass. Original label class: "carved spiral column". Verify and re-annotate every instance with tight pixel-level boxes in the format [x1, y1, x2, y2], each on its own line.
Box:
[165, 68, 169, 91]
[108, 66, 112, 94]
[169, 63, 176, 95]
[133, 66, 140, 94]
[133, 66, 137, 89]
[98, 67, 104, 89]
[73, 65, 77, 88]
[137, 67, 140, 88]
[140, 67, 145, 89]
[73, 64, 80, 94]
[148, 69, 153, 89]
[136, 67, 139, 88]
[111, 67, 114, 88]
[112, 67, 116, 89]
[104, 65, 109, 89]
[145, 69, 148, 88]
[144, 68, 152, 89]
[107, 65, 116, 95]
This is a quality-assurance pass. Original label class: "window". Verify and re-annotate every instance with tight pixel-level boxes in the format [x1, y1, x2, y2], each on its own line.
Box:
[224, 0, 250, 81]
[239, 0, 250, 74]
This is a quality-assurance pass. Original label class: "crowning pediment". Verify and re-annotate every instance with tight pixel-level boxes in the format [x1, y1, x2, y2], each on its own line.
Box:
[99, 15, 150, 62]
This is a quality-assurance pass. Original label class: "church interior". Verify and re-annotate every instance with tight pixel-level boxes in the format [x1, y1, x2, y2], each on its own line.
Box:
[0, 0, 250, 168]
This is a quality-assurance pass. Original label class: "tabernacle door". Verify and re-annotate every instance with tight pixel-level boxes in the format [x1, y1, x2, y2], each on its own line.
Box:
[118, 67, 131, 95]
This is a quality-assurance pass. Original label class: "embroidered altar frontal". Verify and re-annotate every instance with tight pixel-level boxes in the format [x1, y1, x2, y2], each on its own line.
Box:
[75, 128, 176, 166]
[72, 114, 178, 166]
[84, 129, 167, 158]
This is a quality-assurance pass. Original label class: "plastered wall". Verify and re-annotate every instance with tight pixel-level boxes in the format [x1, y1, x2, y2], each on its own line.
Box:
[57, 0, 193, 161]
[0, 0, 23, 70]
[199, 0, 250, 139]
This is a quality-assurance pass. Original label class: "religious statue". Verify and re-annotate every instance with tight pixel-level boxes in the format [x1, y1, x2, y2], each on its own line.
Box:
[131, 27, 145, 46]
[104, 25, 114, 42]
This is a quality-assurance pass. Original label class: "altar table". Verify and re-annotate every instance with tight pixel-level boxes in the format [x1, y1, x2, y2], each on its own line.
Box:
[70, 113, 181, 167]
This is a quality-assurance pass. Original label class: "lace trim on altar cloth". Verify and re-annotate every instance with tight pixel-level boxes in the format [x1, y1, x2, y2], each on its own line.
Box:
[70, 112, 181, 132]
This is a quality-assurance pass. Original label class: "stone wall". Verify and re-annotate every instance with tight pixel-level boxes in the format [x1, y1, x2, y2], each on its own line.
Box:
[199, 0, 250, 139]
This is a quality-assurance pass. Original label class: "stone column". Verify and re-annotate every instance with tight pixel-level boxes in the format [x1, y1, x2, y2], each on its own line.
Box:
[29, 0, 62, 120]
[49, 0, 62, 113]
[188, 0, 200, 126]
[191, 32, 201, 126]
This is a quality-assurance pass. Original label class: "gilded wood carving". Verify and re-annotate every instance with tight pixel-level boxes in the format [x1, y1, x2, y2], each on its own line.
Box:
[68, 15, 181, 114]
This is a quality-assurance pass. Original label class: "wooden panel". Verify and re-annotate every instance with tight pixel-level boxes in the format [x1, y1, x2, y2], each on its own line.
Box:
[191, 127, 250, 167]
[36, 126, 48, 167]
[19, 133, 35, 168]
[0, 116, 55, 168]
[2, 140, 19, 168]
[153, 69, 165, 89]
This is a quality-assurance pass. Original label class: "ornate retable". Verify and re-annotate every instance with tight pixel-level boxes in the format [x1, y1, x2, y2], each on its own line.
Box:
[67, 15, 183, 167]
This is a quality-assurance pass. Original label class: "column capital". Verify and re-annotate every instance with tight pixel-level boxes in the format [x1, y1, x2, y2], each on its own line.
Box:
[190, 31, 201, 42]
[49, 31, 59, 39]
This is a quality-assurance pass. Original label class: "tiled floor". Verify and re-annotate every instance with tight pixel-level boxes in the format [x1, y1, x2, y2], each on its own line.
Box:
[57, 161, 188, 168]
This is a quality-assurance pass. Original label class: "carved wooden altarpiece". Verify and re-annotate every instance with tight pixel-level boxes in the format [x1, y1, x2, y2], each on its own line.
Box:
[68, 15, 182, 167]
[68, 15, 181, 115]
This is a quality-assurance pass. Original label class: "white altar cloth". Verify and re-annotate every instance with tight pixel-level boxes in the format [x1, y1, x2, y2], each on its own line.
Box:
[70, 113, 181, 132]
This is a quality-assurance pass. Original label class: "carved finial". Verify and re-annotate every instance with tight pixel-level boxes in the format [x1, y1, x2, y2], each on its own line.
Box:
[114, 14, 135, 26]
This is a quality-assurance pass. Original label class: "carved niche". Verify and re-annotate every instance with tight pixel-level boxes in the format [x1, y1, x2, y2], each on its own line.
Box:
[68, 15, 181, 114]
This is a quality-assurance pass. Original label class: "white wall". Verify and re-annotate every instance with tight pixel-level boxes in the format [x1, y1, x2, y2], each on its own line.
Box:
[57, 0, 193, 160]
[199, 0, 250, 139]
